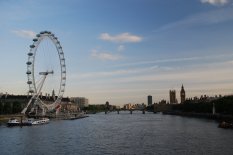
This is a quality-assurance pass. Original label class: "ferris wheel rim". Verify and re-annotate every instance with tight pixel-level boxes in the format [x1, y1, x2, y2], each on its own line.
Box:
[26, 31, 66, 105]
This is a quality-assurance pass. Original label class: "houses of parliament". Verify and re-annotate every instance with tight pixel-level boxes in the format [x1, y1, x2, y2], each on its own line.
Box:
[169, 85, 186, 104]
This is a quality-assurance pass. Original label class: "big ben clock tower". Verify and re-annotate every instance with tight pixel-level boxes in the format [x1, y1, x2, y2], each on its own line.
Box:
[180, 84, 185, 103]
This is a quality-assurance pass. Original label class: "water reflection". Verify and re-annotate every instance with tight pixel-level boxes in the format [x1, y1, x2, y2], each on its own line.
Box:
[1, 112, 233, 155]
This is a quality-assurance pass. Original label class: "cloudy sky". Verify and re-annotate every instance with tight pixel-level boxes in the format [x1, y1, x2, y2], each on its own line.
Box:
[1, 0, 233, 105]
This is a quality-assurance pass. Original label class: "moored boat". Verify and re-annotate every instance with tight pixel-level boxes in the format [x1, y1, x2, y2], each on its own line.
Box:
[30, 118, 50, 125]
[7, 118, 20, 126]
[7, 118, 50, 126]
[218, 121, 233, 129]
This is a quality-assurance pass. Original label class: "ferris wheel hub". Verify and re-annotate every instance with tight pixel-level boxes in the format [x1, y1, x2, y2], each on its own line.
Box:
[39, 70, 54, 75]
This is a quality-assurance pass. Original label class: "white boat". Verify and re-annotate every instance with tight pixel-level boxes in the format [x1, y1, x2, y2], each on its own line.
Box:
[23, 118, 50, 125]
[31, 118, 50, 125]
[7, 118, 20, 126]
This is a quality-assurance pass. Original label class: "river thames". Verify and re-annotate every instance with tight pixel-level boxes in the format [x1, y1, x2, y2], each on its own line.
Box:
[0, 112, 233, 155]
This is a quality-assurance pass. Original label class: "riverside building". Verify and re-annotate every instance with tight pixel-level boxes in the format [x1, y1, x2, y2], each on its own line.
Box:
[148, 95, 152, 106]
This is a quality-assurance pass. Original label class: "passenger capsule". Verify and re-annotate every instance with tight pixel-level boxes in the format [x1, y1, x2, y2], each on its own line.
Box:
[62, 84, 65, 86]
[33, 38, 38, 42]
[29, 90, 34, 93]
[40, 31, 45, 34]
[26, 61, 32, 65]
[30, 45, 35, 48]
[61, 58, 65, 60]
[62, 71, 66, 73]
[58, 46, 62, 49]
[57, 41, 60, 44]
[27, 81, 32, 84]
[28, 53, 33, 56]
[26, 71, 31, 74]
[62, 77, 66, 80]
[36, 34, 41, 37]
[60, 52, 64, 55]
[54, 37, 57, 40]
[47, 31, 51, 34]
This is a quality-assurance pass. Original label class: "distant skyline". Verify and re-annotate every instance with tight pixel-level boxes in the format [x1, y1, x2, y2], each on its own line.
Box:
[1, 0, 233, 106]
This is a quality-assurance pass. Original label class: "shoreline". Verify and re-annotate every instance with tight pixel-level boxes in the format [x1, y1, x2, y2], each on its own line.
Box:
[0, 114, 25, 123]
[163, 111, 233, 122]
[0, 113, 89, 125]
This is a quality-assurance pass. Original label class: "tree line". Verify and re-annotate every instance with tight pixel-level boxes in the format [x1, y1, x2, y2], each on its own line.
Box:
[0, 101, 26, 115]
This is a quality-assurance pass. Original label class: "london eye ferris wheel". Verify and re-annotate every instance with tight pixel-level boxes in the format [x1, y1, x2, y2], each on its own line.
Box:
[22, 31, 66, 115]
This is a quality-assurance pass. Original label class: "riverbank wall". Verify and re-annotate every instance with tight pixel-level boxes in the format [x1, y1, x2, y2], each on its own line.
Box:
[163, 111, 233, 122]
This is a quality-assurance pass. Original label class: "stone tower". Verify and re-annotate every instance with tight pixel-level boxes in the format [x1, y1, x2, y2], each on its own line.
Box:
[169, 90, 176, 104]
[180, 84, 185, 103]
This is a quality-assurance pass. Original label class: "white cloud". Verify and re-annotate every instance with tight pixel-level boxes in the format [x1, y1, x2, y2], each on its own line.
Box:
[73, 69, 143, 79]
[99, 33, 142, 43]
[114, 53, 233, 67]
[114, 66, 231, 84]
[91, 49, 122, 61]
[70, 65, 174, 81]
[12, 30, 36, 39]
[157, 8, 233, 31]
[117, 45, 125, 52]
[200, 0, 229, 5]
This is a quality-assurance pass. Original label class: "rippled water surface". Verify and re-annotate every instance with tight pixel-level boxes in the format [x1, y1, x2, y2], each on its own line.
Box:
[1, 112, 233, 155]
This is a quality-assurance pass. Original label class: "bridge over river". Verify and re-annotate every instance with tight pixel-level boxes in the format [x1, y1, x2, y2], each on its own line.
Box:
[105, 109, 152, 114]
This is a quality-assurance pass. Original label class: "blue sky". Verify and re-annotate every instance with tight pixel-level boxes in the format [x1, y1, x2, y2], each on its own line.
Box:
[1, 0, 233, 105]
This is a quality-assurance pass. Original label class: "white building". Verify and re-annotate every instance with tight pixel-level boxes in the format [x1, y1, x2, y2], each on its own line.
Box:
[70, 97, 89, 109]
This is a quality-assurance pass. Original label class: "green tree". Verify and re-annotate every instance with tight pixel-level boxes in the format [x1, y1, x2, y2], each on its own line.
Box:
[0, 101, 3, 114]
[3, 102, 12, 114]
[12, 101, 22, 114]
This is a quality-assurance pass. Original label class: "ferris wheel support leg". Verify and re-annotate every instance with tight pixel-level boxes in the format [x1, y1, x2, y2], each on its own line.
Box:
[35, 75, 47, 100]
[56, 108, 60, 116]
[42, 107, 46, 116]
[22, 75, 48, 115]
[21, 97, 34, 114]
